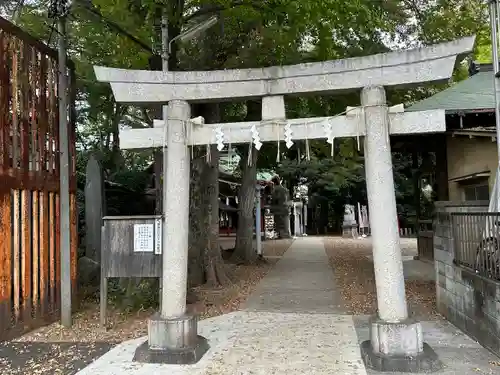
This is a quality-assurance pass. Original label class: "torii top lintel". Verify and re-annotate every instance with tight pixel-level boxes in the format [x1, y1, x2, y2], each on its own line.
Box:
[94, 36, 475, 104]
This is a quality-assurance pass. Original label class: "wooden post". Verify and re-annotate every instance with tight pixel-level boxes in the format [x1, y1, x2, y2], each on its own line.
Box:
[435, 134, 449, 201]
[57, 13, 72, 328]
[413, 149, 421, 239]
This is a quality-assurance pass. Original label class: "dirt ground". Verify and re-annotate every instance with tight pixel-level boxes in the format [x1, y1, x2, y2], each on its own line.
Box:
[324, 237, 442, 320]
[15, 238, 293, 343]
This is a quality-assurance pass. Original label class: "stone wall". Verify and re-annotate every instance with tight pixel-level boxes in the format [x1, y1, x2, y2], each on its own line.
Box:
[434, 200, 500, 356]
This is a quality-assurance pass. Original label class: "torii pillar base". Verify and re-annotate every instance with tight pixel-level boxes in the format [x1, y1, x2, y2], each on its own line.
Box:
[133, 313, 209, 365]
[360, 317, 442, 372]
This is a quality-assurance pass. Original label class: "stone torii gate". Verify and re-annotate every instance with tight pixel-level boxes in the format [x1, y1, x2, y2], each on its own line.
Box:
[95, 36, 474, 371]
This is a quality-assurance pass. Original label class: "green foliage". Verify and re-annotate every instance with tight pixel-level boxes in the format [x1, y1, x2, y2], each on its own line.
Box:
[14, 1, 162, 223]
[106, 278, 159, 312]
[10, 0, 491, 234]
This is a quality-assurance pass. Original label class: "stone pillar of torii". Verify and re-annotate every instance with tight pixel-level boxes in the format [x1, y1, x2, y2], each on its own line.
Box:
[95, 36, 474, 371]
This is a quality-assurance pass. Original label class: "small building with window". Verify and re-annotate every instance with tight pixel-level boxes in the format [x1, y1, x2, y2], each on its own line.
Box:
[446, 127, 496, 201]
[408, 62, 497, 202]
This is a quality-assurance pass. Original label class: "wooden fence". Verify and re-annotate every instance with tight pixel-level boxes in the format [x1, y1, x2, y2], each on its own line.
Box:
[0, 17, 77, 341]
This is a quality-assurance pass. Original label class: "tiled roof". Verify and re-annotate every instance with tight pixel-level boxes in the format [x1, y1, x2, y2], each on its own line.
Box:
[407, 71, 495, 113]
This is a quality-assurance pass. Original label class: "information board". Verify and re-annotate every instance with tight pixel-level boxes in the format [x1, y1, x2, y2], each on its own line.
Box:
[133, 223, 154, 252]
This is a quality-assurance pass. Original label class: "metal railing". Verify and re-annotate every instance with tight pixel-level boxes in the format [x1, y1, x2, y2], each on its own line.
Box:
[451, 212, 500, 281]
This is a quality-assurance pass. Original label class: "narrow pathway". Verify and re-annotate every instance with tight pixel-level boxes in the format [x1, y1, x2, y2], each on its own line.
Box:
[244, 236, 345, 313]
[76, 236, 367, 375]
[74, 236, 500, 375]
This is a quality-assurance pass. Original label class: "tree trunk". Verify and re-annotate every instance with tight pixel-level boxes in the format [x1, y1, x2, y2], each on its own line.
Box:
[232, 146, 259, 263]
[204, 144, 232, 287]
[188, 148, 207, 287]
[200, 103, 231, 286]
[232, 100, 261, 264]
[153, 151, 162, 214]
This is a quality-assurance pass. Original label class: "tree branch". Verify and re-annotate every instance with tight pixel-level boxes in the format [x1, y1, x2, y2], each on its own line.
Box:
[76, 1, 153, 52]
[183, 0, 265, 22]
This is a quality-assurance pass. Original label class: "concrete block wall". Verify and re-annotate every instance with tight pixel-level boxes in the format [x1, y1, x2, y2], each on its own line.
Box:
[434, 201, 500, 356]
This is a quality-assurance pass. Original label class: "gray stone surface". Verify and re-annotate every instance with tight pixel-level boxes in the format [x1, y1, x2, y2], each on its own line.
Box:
[353, 316, 500, 374]
[76, 311, 367, 375]
[361, 318, 443, 373]
[147, 313, 199, 350]
[370, 319, 424, 356]
[362, 86, 408, 323]
[403, 260, 436, 282]
[94, 37, 475, 103]
[364, 238, 435, 281]
[161, 100, 192, 318]
[243, 237, 345, 313]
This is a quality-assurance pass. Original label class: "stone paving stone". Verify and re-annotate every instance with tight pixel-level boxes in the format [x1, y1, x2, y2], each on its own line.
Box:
[244, 237, 346, 314]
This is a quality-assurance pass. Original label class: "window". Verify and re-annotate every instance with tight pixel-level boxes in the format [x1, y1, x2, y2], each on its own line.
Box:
[463, 183, 489, 201]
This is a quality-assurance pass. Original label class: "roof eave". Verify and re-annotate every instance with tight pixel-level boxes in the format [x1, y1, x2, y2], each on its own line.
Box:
[445, 108, 495, 115]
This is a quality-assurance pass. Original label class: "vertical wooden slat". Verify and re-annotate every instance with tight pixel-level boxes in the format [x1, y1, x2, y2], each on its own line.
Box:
[495, 214, 500, 280]
[488, 215, 494, 276]
[69, 67, 77, 183]
[39, 191, 49, 315]
[70, 193, 77, 299]
[68, 65, 78, 306]
[53, 61, 60, 177]
[39, 55, 47, 174]
[49, 192, 55, 311]
[464, 215, 468, 265]
[55, 193, 61, 310]
[0, 32, 9, 169]
[480, 215, 488, 274]
[0, 192, 12, 333]
[459, 215, 464, 264]
[47, 60, 55, 176]
[12, 190, 20, 321]
[20, 43, 30, 172]
[463, 216, 468, 265]
[32, 191, 39, 317]
[31, 48, 39, 179]
[21, 190, 31, 322]
[461, 215, 465, 263]
[477, 215, 482, 272]
[11, 39, 19, 170]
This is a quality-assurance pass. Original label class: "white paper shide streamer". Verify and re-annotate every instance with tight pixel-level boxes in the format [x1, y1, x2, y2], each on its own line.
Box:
[323, 121, 334, 156]
[251, 124, 262, 150]
[284, 123, 293, 149]
[214, 125, 225, 151]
